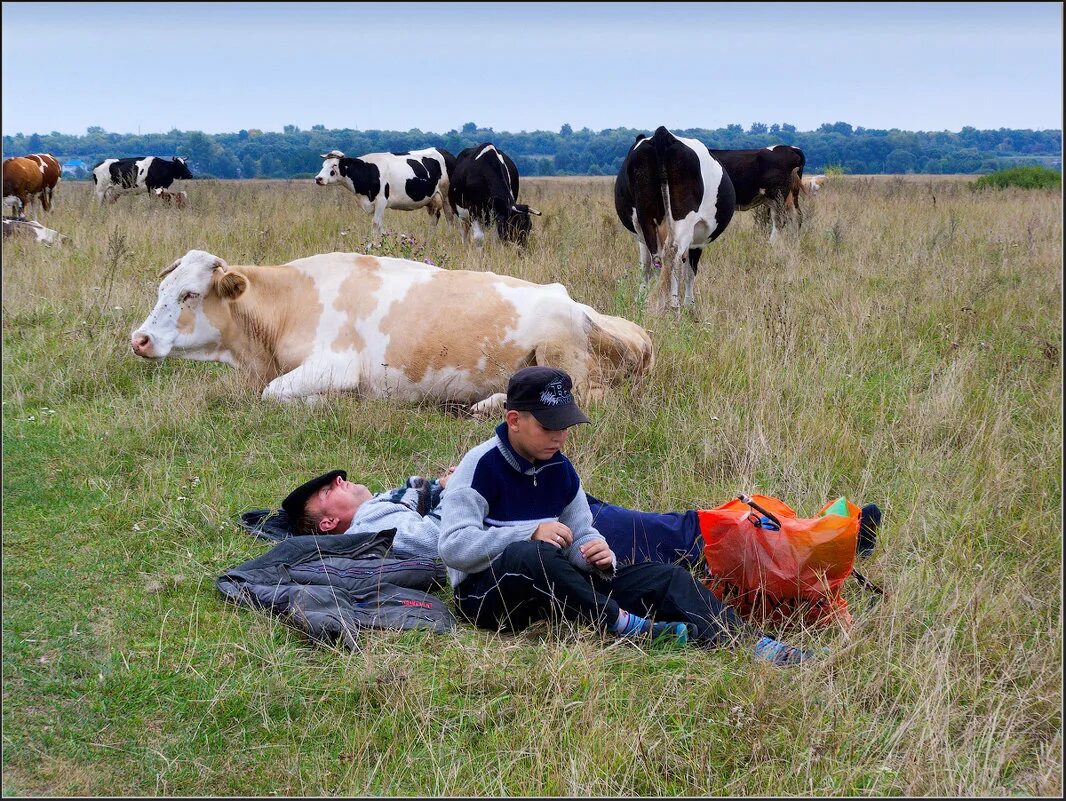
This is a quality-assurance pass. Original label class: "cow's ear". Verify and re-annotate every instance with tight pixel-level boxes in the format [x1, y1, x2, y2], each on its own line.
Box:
[214, 269, 248, 301]
[159, 258, 181, 278]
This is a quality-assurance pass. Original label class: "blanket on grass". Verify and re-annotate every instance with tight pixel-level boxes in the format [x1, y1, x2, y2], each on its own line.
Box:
[217, 529, 455, 648]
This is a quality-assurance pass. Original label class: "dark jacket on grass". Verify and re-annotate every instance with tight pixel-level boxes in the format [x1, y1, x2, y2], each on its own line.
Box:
[217, 529, 455, 648]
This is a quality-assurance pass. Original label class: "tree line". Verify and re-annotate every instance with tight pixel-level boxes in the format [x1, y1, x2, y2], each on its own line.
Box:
[3, 121, 1061, 179]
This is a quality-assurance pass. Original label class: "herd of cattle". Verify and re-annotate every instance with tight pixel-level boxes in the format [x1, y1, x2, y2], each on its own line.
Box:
[4, 127, 829, 411]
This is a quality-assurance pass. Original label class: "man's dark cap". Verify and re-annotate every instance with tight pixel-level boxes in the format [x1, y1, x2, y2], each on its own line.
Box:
[504, 366, 590, 429]
[281, 469, 346, 520]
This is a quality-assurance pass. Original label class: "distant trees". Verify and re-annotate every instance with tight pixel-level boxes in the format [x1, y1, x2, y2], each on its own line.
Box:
[2, 123, 1059, 178]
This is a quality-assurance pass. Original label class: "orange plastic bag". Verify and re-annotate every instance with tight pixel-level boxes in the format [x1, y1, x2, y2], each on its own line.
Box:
[697, 494, 860, 628]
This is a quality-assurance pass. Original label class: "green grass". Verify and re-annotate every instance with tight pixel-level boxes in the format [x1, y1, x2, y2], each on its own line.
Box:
[972, 165, 1062, 190]
[2, 176, 1062, 795]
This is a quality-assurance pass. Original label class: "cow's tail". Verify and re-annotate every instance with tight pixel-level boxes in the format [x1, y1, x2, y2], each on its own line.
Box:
[652, 126, 673, 246]
[582, 308, 655, 388]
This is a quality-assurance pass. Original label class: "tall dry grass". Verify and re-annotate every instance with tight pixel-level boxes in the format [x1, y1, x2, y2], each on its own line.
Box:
[2, 175, 1061, 795]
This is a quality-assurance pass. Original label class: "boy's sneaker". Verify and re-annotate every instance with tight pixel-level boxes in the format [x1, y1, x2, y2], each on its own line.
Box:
[650, 621, 692, 647]
[753, 636, 816, 666]
[858, 503, 882, 558]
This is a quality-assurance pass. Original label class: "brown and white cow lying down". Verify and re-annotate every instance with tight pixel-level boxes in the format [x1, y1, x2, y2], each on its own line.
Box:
[2, 217, 68, 245]
[131, 250, 654, 410]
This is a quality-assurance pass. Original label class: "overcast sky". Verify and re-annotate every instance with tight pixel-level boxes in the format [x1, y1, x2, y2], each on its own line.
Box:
[2, 1, 1062, 136]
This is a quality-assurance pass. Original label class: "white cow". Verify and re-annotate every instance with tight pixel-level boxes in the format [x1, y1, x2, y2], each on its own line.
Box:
[315, 148, 456, 242]
[131, 249, 654, 410]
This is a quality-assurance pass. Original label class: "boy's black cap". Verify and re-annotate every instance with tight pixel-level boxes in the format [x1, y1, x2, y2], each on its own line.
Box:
[504, 366, 590, 430]
[281, 469, 346, 521]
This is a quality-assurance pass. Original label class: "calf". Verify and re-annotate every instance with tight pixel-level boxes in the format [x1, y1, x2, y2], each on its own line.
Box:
[27, 153, 61, 211]
[2, 217, 68, 245]
[92, 156, 193, 205]
[157, 189, 188, 208]
[709, 145, 806, 242]
[3, 156, 46, 219]
[315, 148, 455, 242]
[448, 143, 540, 246]
[131, 249, 654, 411]
[614, 126, 735, 311]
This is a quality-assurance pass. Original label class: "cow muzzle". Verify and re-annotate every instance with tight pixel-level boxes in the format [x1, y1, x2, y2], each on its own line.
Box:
[315, 177, 325, 186]
[131, 332, 157, 358]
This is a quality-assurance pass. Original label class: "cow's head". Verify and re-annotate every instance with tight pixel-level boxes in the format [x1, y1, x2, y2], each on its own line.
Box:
[315, 151, 346, 186]
[499, 203, 542, 246]
[131, 249, 247, 361]
[172, 157, 194, 180]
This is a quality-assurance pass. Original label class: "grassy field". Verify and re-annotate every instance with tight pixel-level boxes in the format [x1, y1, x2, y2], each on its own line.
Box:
[2, 174, 1061, 795]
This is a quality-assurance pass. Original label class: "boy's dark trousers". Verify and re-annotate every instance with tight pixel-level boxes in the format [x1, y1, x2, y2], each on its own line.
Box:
[454, 540, 742, 645]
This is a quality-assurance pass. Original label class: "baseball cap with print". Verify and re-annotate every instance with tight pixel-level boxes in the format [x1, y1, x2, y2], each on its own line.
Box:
[504, 366, 590, 430]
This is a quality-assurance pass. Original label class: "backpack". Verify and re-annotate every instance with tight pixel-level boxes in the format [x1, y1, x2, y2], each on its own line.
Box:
[698, 494, 876, 628]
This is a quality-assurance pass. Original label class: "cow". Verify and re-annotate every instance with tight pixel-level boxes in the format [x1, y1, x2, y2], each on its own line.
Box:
[27, 153, 61, 211]
[130, 249, 654, 412]
[2, 217, 68, 245]
[3, 156, 46, 219]
[802, 174, 828, 196]
[709, 145, 806, 242]
[614, 126, 736, 312]
[91, 156, 193, 205]
[448, 143, 541, 246]
[157, 189, 188, 208]
[314, 148, 455, 242]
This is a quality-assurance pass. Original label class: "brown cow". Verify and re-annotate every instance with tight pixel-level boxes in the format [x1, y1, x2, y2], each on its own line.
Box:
[3, 156, 46, 219]
[28, 153, 61, 211]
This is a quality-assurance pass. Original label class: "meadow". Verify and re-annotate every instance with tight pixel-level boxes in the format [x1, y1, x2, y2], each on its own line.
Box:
[2, 174, 1061, 795]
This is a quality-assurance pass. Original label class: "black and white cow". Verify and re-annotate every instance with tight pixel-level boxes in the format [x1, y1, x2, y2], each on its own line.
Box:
[314, 148, 455, 241]
[614, 126, 735, 312]
[709, 145, 805, 242]
[91, 157, 194, 205]
[447, 143, 540, 246]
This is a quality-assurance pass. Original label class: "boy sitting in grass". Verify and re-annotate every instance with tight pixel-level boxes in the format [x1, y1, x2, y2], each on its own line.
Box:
[434, 366, 815, 664]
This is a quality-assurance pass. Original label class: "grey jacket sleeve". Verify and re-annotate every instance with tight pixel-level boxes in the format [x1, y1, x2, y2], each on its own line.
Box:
[348, 493, 442, 560]
[437, 453, 540, 576]
[559, 482, 616, 573]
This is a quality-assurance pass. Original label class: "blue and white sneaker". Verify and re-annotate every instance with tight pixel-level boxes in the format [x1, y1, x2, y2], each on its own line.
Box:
[754, 636, 816, 666]
[650, 621, 692, 647]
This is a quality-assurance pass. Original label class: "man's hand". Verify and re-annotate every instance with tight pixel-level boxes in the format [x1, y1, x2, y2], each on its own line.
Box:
[532, 521, 573, 548]
[579, 538, 616, 570]
[438, 465, 457, 489]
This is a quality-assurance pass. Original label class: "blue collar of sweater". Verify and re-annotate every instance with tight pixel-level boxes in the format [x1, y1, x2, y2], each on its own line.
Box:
[494, 421, 567, 475]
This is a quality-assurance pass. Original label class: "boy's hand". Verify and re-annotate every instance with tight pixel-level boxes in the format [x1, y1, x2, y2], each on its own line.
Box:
[579, 538, 616, 570]
[532, 521, 573, 547]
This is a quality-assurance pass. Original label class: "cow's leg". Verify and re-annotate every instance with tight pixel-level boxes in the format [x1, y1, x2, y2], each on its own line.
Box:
[370, 199, 387, 246]
[469, 392, 507, 419]
[439, 187, 455, 223]
[637, 241, 656, 296]
[470, 218, 485, 246]
[261, 356, 361, 402]
[456, 210, 472, 244]
[685, 247, 703, 309]
[654, 242, 681, 312]
[768, 199, 782, 244]
[425, 194, 443, 226]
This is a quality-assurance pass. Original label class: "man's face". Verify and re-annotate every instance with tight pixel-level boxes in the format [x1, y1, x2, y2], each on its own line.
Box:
[307, 474, 373, 533]
[506, 410, 571, 462]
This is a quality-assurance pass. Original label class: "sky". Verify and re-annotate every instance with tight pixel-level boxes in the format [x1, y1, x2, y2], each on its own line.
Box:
[2, 1, 1062, 137]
